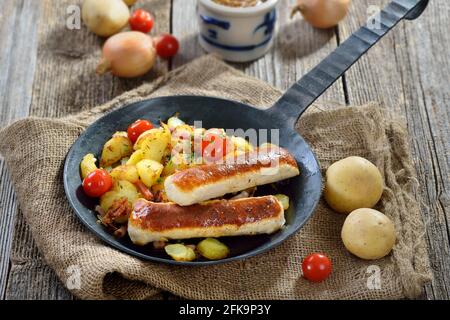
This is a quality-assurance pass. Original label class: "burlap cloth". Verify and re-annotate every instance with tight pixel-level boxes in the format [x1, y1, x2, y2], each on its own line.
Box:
[0, 53, 431, 299]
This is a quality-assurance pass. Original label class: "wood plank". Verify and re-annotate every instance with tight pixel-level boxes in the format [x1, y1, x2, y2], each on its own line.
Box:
[172, 0, 345, 103]
[2, 0, 172, 300]
[0, 0, 41, 299]
[338, 0, 450, 299]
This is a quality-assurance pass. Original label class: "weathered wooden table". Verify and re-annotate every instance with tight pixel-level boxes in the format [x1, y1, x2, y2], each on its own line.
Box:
[0, 0, 448, 299]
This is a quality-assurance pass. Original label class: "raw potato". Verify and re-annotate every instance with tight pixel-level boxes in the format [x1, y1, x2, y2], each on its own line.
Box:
[100, 180, 140, 212]
[100, 132, 133, 167]
[81, 0, 130, 37]
[165, 244, 196, 262]
[134, 125, 171, 162]
[136, 159, 164, 187]
[197, 238, 230, 260]
[341, 208, 396, 260]
[324, 156, 383, 213]
[80, 153, 98, 179]
[110, 165, 139, 183]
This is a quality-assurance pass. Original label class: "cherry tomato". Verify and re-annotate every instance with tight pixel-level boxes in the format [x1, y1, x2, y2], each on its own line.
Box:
[129, 9, 154, 33]
[82, 169, 113, 198]
[302, 253, 332, 282]
[200, 132, 230, 163]
[127, 119, 154, 143]
[135, 180, 154, 201]
[155, 34, 180, 58]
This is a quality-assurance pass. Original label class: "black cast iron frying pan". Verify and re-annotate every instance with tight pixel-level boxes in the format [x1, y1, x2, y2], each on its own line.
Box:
[63, 0, 428, 265]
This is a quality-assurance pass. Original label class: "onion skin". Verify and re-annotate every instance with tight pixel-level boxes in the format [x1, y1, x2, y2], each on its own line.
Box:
[97, 31, 157, 78]
[292, 0, 351, 29]
[82, 0, 130, 37]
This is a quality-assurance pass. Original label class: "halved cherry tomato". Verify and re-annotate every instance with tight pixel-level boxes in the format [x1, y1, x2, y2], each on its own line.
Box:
[302, 253, 332, 282]
[127, 119, 154, 143]
[82, 169, 113, 198]
[129, 9, 154, 33]
[155, 34, 179, 58]
[200, 132, 230, 163]
[135, 180, 154, 201]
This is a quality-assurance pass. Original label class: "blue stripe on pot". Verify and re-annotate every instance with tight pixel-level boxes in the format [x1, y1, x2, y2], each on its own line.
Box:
[200, 34, 273, 51]
[254, 9, 276, 35]
[199, 14, 231, 30]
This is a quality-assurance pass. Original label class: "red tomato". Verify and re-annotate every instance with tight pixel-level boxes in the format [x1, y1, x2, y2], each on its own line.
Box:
[134, 180, 154, 201]
[155, 34, 180, 58]
[127, 119, 154, 143]
[129, 9, 154, 33]
[82, 169, 113, 198]
[302, 253, 332, 282]
[200, 132, 230, 163]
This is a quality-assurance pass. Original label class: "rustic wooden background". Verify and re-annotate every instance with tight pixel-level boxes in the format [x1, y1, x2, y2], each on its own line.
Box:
[0, 0, 448, 299]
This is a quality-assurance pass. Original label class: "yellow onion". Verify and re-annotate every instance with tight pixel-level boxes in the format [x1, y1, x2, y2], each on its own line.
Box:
[292, 0, 351, 29]
[97, 31, 157, 78]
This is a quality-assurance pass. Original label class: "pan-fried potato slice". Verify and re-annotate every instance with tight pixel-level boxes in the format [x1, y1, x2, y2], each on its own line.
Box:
[110, 165, 139, 183]
[100, 131, 133, 167]
[197, 238, 230, 260]
[164, 244, 196, 262]
[100, 180, 140, 212]
[134, 125, 171, 162]
[126, 149, 145, 165]
[80, 153, 98, 179]
[274, 194, 290, 210]
[136, 159, 164, 187]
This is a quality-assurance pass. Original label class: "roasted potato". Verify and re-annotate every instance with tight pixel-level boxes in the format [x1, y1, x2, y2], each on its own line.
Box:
[126, 149, 145, 165]
[134, 125, 171, 162]
[324, 156, 384, 213]
[275, 194, 290, 210]
[136, 159, 164, 187]
[80, 153, 98, 179]
[100, 131, 133, 167]
[100, 180, 140, 212]
[164, 244, 196, 262]
[197, 238, 230, 260]
[110, 164, 139, 183]
[341, 208, 396, 260]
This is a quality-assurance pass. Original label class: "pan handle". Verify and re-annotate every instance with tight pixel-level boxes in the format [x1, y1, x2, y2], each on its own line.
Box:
[268, 0, 428, 122]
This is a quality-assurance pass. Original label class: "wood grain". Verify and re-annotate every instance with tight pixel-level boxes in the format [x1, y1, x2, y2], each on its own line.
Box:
[0, 0, 41, 299]
[338, 0, 450, 299]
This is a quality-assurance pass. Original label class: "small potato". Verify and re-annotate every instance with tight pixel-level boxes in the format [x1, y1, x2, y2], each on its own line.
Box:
[126, 149, 145, 165]
[80, 153, 98, 179]
[100, 180, 139, 212]
[165, 244, 196, 262]
[134, 126, 171, 162]
[197, 238, 230, 260]
[110, 165, 139, 183]
[341, 208, 396, 260]
[324, 156, 383, 214]
[274, 194, 290, 210]
[100, 132, 133, 167]
[136, 159, 164, 187]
